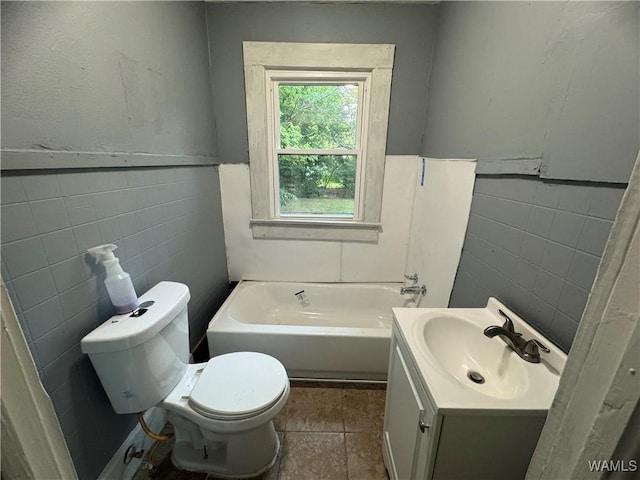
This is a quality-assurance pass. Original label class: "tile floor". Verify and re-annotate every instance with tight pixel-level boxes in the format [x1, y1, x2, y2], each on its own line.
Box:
[133, 383, 389, 480]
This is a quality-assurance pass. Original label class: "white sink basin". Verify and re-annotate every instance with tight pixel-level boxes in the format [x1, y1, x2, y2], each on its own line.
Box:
[393, 298, 566, 411]
[417, 314, 529, 399]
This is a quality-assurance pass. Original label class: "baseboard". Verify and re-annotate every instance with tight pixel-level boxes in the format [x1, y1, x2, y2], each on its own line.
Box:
[98, 408, 167, 480]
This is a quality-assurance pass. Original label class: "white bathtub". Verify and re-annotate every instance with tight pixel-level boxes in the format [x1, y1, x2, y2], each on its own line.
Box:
[206, 281, 414, 382]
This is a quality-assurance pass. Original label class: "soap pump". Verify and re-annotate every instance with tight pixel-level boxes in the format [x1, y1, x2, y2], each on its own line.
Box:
[87, 244, 140, 314]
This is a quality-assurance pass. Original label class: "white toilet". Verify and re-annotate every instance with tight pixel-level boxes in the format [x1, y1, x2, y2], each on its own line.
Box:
[81, 281, 290, 478]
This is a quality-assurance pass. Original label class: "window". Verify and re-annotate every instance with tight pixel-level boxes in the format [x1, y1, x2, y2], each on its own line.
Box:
[269, 72, 368, 219]
[243, 42, 395, 241]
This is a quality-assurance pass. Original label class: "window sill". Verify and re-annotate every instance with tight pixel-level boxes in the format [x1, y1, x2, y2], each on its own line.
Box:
[250, 218, 381, 242]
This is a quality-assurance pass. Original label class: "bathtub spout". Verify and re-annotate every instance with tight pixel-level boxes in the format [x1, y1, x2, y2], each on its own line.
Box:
[400, 285, 426, 296]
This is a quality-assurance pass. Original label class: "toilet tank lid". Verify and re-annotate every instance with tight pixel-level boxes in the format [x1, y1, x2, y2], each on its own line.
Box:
[81, 281, 190, 354]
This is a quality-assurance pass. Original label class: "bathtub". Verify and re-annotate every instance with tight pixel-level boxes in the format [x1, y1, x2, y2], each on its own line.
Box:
[206, 281, 414, 382]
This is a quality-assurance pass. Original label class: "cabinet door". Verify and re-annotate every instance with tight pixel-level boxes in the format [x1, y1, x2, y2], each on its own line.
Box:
[384, 343, 432, 480]
[414, 396, 436, 480]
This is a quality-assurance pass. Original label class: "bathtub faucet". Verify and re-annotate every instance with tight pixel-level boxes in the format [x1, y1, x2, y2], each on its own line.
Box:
[400, 284, 426, 296]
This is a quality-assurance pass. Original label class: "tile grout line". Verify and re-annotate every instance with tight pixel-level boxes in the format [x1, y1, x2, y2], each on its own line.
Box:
[343, 424, 351, 480]
[342, 387, 349, 479]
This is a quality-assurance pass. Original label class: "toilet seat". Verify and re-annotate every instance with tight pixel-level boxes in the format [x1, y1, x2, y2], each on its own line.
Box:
[188, 352, 288, 421]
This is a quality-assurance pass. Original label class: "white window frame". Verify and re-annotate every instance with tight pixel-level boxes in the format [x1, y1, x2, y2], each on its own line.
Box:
[243, 41, 395, 241]
[267, 70, 370, 221]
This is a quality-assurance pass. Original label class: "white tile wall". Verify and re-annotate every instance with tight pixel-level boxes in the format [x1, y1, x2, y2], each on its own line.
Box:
[219, 156, 420, 283]
[405, 159, 477, 307]
[341, 156, 419, 282]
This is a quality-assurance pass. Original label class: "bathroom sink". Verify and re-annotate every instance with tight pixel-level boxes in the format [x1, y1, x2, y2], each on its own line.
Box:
[416, 314, 528, 399]
[392, 298, 566, 411]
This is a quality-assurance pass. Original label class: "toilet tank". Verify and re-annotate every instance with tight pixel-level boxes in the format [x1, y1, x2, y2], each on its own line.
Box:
[81, 281, 191, 414]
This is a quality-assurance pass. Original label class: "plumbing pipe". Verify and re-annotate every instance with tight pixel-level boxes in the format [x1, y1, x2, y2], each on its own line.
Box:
[137, 412, 172, 441]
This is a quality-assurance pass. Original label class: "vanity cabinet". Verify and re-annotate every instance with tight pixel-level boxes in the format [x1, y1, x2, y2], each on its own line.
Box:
[383, 326, 546, 480]
[383, 338, 438, 480]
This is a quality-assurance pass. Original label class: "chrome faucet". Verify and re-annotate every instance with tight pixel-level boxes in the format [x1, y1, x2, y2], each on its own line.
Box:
[401, 273, 426, 296]
[404, 273, 418, 282]
[483, 310, 550, 363]
[400, 284, 427, 295]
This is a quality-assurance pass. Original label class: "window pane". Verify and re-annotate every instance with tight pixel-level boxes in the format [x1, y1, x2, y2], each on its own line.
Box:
[278, 154, 357, 216]
[279, 85, 358, 150]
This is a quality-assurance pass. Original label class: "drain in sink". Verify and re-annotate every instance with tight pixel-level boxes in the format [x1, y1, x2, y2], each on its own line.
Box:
[467, 371, 485, 384]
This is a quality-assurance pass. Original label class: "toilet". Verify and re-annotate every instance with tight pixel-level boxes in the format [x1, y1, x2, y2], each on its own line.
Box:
[81, 281, 290, 478]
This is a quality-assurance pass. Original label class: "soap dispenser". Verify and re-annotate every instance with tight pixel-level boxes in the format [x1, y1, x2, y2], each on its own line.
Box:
[87, 244, 140, 314]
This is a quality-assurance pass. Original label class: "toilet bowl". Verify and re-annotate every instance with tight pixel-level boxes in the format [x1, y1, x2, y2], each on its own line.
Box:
[161, 353, 290, 476]
[81, 282, 290, 478]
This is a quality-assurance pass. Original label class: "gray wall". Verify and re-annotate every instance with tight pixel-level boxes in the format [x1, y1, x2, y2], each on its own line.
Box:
[206, 2, 439, 163]
[449, 177, 625, 351]
[422, 1, 639, 184]
[429, 2, 637, 351]
[1, 3, 228, 479]
[2, 1, 217, 158]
